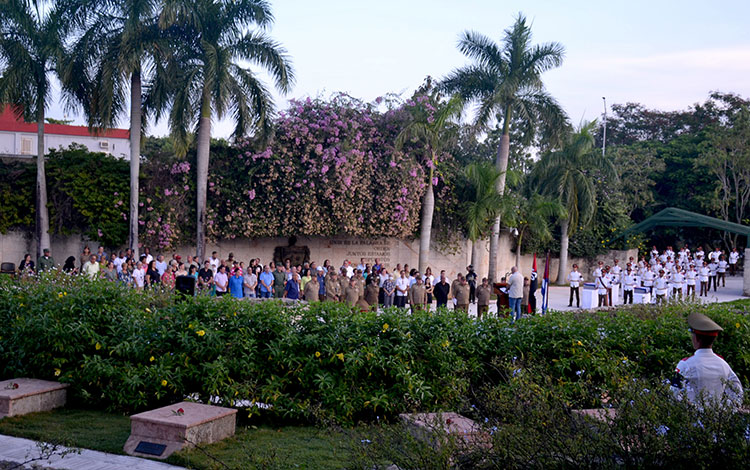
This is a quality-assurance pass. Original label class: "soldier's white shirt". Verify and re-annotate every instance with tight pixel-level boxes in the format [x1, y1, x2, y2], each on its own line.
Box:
[610, 265, 622, 276]
[729, 251, 740, 264]
[718, 260, 728, 273]
[674, 349, 743, 408]
[622, 272, 637, 290]
[685, 269, 697, 285]
[567, 270, 583, 287]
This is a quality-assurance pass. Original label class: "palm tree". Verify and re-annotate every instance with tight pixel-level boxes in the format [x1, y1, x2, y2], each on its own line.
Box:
[60, 0, 167, 259]
[157, 0, 294, 260]
[442, 13, 568, 282]
[463, 162, 504, 270]
[532, 122, 616, 283]
[396, 91, 462, 273]
[502, 193, 566, 268]
[0, 0, 66, 258]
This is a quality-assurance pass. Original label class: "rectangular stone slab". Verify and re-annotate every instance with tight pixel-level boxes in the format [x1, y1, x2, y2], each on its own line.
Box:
[400, 412, 490, 449]
[124, 401, 237, 459]
[0, 378, 69, 418]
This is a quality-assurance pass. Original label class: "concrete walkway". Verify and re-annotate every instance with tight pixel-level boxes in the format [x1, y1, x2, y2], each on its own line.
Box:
[0, 434, 184, 470]
[447, 274, 747, 317]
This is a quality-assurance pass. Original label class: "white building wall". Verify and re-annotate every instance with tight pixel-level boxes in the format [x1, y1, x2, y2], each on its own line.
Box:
[0, 131, 130, 160]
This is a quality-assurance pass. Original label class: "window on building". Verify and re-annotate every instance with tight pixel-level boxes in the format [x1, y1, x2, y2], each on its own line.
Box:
[99, 141, 110, 152]
[20, 137, 33, 155]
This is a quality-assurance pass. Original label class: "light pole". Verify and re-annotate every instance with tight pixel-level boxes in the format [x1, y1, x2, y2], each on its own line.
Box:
[602, 97, 607, 157]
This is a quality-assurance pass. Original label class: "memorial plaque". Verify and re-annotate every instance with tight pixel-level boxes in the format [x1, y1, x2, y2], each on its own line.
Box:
[134, 441, 167, 456]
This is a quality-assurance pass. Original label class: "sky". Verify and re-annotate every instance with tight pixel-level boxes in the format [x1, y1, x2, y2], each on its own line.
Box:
[45, 0, 750, 138]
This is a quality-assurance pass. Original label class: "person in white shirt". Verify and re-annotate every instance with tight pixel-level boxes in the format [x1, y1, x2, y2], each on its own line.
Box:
[567, 264, 584, 308]
[209, 251, 220, 273]
[132, 261, 145, 290]
[672, 313, 743, 408]
[707, 260, 718, 292]
[717, 255, 728, 287]
[671, 265, 685, 300]
[213, 265, 229, 296]
[143, 247, 154, 265]
[654, 270, 669, 304]
[728, 248, 740, 276]
[709, 247, 722, 263]
[113, 251, 127, 274]
[155, 255, 168, 276]
[685, 264, 697, 299]
[596, 266, 609, 307]
[650, 246, 659, 261]
[82, 254, 100, 279]
[356, 258, 367, 274]
[664, 257, 674, 274]
[622, 267, 636, 304]
[395, 270, 410, 308]
[642, 266, 655, 296]
[695, 247, 705, 264]
[699, 261, 710, 297]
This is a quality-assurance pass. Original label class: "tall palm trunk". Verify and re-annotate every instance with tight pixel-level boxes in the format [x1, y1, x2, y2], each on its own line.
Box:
[556, 218, 570, 284]
[128, 70, 142, 258]
[418, 166, 435, 273]
[488, 110, 511, 282]
[471, 239, 481, 274]
[515, 230, 523, 268]
[36, 102, 50, 259]
[195, 85, 212, 261]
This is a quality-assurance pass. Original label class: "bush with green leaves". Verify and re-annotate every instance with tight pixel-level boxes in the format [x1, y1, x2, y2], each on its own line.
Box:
[1, 274, 748, 425]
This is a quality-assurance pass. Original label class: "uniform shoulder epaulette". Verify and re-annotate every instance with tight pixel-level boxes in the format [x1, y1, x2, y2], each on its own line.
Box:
[680, 356, 691, 362]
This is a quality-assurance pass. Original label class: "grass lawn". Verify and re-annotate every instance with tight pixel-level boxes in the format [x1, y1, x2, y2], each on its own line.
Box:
[0, 408, 355, 469]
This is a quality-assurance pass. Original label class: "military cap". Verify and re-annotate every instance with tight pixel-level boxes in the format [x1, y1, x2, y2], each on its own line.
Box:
[687, 312, 723, 336]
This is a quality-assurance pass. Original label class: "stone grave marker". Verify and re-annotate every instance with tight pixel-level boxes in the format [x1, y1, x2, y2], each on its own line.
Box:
[0, 378, 69, 419]
[399, 412, 491, 449]
[124, 401, 237, 459]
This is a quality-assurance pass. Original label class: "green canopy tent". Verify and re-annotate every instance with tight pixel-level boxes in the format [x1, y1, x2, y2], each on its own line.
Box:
[616, 207, 750, 241]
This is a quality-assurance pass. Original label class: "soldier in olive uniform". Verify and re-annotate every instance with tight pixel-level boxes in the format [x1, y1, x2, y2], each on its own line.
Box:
[409, 276, 427, 312]
[476, 278, 492, 319]
[326, 273, 342, 301]
[304, 276, 320, 302]
[454, 278, 471, 313]
[344, 278, 360, 306]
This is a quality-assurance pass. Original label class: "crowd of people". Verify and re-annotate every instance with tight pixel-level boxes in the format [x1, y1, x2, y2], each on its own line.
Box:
[17, 247, 507, 315]
[567, 245, 743, 308]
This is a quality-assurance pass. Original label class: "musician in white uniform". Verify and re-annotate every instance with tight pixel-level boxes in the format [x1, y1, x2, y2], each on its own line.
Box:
[622, 266, 636, 304]
[699, 261, 710, 297]
[654, 270, 669, 305]
[728, 248, 740, 276]
[642, 265, 655, 297]
[685, 264, 697, 299]
[717, 255, 728, 287]
[671, 265, 685, 300]
[672, 313, 743, 408]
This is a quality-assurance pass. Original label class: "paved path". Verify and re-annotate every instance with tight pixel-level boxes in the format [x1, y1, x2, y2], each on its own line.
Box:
[0, 434, 184, 470]
[441, 274, 747, 317]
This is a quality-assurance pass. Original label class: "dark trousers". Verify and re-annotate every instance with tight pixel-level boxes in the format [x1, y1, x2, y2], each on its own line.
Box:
[469, 283, 476, 303]
[718, 272, 726, 287]
[569, 286, 580, 307]
[623, 289, 633, 304]
[598, 294, 607, 307]
[709, 275, 717, 291]
[700, 281, 708, 296]
[436, 297, 447, 309]
[394, 295, 407, 308]
[730, 263, 736, 276]
[686, 284, 695, 298]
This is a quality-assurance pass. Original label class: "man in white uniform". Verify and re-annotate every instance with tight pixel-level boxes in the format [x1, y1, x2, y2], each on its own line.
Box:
[672, 313, 743, 408]
[728, 248, 740, 276]
[685, 264, 697, 299]
[622, 266, 636, 304]
[567, 264, 584, 308]
[654, 270, 668, 304]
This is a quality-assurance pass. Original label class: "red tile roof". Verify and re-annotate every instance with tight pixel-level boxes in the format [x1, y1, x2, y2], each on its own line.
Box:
[0, 105, 129, 139]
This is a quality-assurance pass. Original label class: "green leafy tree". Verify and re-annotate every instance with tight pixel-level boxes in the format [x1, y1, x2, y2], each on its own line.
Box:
[532, 122, 616, 283]
[502, 192, 566, 267]
[396, 90, 462, 273]
[0, 0, 66, 258]
[442, 13, 568, 282]
[463, 162, 504, 268]
[157, 0, 294, 260]
[60, 0, 170, 258]
[698, 106, 750, 250]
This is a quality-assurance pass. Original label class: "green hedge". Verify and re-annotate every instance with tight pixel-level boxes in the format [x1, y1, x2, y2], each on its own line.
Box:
[1, 274, 748, 423]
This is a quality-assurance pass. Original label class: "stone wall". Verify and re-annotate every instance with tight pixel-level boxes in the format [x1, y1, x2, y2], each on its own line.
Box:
[1, 229, 637, 282]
